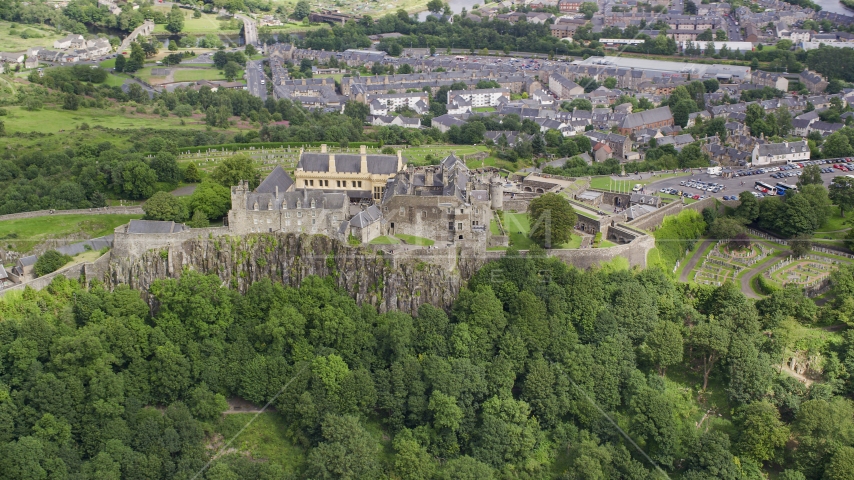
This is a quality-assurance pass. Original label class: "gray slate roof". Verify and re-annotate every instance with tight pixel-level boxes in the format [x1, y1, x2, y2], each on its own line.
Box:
[56, 236, 113, 256]
[246, 189, 348, 211]
[350, 205, 382, 228]
[620, 106, 673, 129]
[256, 166, 295, 194]
[127, 220, 187, 234]
[298, 153, 399, 174]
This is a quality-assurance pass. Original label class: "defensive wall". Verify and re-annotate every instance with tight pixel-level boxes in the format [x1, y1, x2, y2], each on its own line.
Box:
[478, 233, 655, 269]
[627, 197, 716, 231]
[0, 252, 110, 296]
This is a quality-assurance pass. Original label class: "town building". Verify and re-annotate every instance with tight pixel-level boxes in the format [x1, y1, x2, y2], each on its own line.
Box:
[368, 92, 430, 116]
[751, 140, 810, 165]
[618, 106, 674, 135]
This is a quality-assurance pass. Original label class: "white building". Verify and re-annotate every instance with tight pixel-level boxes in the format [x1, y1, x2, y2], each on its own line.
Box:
[751, 140, 810, 166]
[367, 92, 429, 116]
[53, 34, 85, 50]
[446, 88, 510, 111]
[679, 41, 754, 53]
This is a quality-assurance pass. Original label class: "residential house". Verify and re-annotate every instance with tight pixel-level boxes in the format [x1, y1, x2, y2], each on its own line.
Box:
[751, 140, 810, 165]
[548, 73, 584, 99]
[370, 115, 421, 128]
[800, 70, 828, 94]
[53, 34, 85, 50]
[752, 70, 789, 91]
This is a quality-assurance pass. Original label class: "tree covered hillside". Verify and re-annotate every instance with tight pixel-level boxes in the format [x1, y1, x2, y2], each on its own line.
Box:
[1, 253, 854, 478]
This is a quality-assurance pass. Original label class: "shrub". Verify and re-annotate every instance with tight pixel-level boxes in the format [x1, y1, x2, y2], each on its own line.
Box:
[34, 250, 73, 277]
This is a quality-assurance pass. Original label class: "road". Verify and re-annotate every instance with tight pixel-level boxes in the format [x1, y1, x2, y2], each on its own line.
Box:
[725, 15, 742, 41]
[245, 59, 268, 100]
[643, 163, 854, 202]
[234, 13, 258, 46]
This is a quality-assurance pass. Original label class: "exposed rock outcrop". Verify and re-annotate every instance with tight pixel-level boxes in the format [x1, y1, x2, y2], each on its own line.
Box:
[109, 233, 472, 314]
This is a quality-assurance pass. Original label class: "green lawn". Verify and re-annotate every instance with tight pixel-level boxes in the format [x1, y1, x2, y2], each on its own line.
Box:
[216, 413, 304, 474]
[369, 236, 400, 245]
[0, 106, 211, 134]
[503, 212, 579, 249]
[814, 208, 851, 240]
[313, 73, 344, 82]
[395, 234, 434, 246]
[0, 214, 142, 254]
[100, 58, 117, 69]
[153, 11, 237, 33]
[489, 218, 502, 235]
[103, 73, 128, 87]
[589, 172, 689, 191]
[472, 107, 496, 113]
[173, 67, 243, 82]
[599, 239, 617, 248]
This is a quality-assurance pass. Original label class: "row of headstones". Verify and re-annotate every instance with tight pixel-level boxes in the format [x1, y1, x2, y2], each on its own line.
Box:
[811, 246, 854, 260]
[704, 257, 744, 272]
[747, 228, 788, 246]
[765, 256, 795, 275]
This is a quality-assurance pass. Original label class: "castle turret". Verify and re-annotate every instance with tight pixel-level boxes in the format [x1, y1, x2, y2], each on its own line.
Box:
[490, 183, 504, 211]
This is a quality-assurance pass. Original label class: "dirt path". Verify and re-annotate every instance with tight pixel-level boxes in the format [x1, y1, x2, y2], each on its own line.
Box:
[740, 250, 790, 299]
[223, 397, 270, 415]
[679, 239, 713, 283]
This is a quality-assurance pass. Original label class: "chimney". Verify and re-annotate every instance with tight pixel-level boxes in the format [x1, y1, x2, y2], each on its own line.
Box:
[360, 144, 368, 174]
[397, 151, 402, 172]
[426, 167, 434, 186]
[329, 153, 336, 173]
[275, 185, 279, 199]
[321, 144, 327, 153]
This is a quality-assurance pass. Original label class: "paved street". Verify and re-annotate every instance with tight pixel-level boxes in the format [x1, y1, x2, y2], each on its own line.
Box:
[640, 163, 853, 200]
[245, 60, 268, 101]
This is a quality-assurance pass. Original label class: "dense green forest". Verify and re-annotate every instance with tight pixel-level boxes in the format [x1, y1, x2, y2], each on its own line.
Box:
[2, 252, 854, 478]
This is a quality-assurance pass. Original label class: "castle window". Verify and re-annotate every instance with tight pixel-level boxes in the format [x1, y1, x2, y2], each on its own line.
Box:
[297, 211, 303, 218]
[324, 180, 329, 186]
[285, 220, 291, 226]
[312, 210, 317, 217]
[285, 212, 290, 218]
[267, 218, 272, 224]
[296, 201, 302, 209]
[253, 218, 258, 225]
[309, 180, 314, 187]
[399, 207, 405, 215]
[253, 202, 259, 211]
[332, 215, 338, 221]
[297, 220, 302, 226]
[310, 199, 316, 209]
[312, 219, 316, 225]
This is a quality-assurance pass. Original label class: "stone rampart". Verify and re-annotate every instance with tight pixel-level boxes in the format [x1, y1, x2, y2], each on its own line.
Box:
[627, 197, 716, 231]
[0, 252, 110, 296]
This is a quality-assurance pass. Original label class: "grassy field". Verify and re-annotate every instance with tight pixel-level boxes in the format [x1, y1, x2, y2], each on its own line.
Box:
[814, 208, 851, 240]
[588, 172, 689, 191]
[395, 233, 434, 246]
[103, 73, 128, 87]
[173, 68, 243, 82]
[472, 107, 496, 113]
[369, 236, 399, 245]
[313, 73, 344, 82]
[401, 145, 522, 171]
[216, 413, 304, 474]
[152, 11, 237, 33]
[0, 105, 212, 134]
[0, 21, 64, 51]
[0, 214, 142, 254]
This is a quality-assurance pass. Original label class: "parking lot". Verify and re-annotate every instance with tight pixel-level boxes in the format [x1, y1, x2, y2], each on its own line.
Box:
[644, 159, 854, 200]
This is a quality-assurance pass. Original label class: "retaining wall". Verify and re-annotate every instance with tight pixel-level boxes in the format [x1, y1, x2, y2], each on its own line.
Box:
[479, 233, 655, 269]
[627, 197, 716, 231]
[0, 206, 143, 222]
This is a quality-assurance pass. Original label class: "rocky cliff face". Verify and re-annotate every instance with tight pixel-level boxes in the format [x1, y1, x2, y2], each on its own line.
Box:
[109, 233, 472, 314]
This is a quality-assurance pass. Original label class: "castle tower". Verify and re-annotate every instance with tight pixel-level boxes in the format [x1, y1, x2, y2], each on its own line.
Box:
[490, 183, 504, 211]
